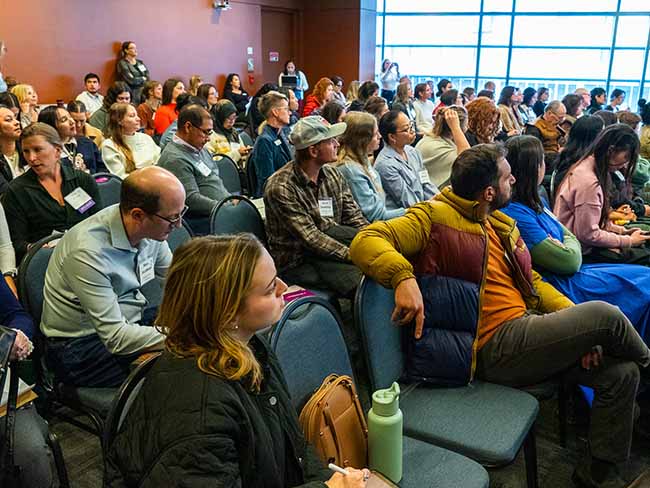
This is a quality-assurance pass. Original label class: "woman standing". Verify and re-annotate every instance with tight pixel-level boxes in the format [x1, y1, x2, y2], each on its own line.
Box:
[223, 73, 250, 116]
[154, 78, 185, 136]
[105, 235, 369, 487]
[116, 41, 150, 104]
[102, 103, 160, 178]
[10, 84, 38, 128]
[302, 77, 334, 117]
[0, 40, 7, 93]
[4, 123, 100, 260]
[278, 60, 309, 102]
[379, 59, 399, 103]
[207, 99, 250, 165]
[136, 80, 162, 137]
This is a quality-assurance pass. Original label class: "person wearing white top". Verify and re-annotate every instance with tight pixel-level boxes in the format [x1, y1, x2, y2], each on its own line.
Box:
[101, 103, 160, 178]
[76, 73, 104, 116]
[413, 82, 435, 134]
[379, 59, 399, 103]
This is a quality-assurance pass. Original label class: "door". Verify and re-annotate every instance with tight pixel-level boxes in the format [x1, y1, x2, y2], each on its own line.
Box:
[261, 8, 297, 85]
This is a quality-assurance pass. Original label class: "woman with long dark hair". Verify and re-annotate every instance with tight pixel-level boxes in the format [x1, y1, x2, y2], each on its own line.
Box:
[223, 73, 250, 115]
[116, 41, 149, 104]
[136, 80, 162, 136]
[497, 86, 523, 137]
[88, 81, 132, 134]
[153, 78, 185, 136]
[278, 60, 309, 101]
[519, 87, 537, 126]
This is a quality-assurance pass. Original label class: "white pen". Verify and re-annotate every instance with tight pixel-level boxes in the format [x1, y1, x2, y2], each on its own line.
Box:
[328, 463, 350, 476]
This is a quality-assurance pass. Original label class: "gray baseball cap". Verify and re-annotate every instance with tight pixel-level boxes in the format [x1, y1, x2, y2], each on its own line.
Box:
[289, 116, 347, 150]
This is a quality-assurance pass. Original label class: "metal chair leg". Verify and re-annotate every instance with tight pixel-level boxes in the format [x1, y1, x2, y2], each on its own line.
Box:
[47, 431, 70, 488]
[523, 428, 539, 488]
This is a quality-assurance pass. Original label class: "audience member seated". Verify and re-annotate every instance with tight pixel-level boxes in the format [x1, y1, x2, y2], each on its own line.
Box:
[640, 99, 650, 160]
[349, 144, 650, 488]
[605, 88, 625, 112]
[416, 105, 470, 188]
[345, 80, 360, 108]
[278, 60, 309, 102]
[4, 123, 101, 261]
[302, 77, 334, 117]
[0, 203, 16, 294]
[248, 91, 293, 197]
[157, 105, 229, 223]
[105, 234, 368, 487]
[462, 86, 476, 103]
[197, 83, 219, 111]
[476, 89, 494, 101]
[336, 111, 404, 222]
[321, 100, 345, 125]
[0, 103, 26, 193]
[433, 88, 461, 117]
[68, 100, 104, 147]
[154, 78, 185, 136]
[248, 82, 279, 135]
[75, 72, 104, 116]
[278, 86, 300, 126]
[348, 81, 379, 112]
[364, 96, 389, 122]
[550, 115, 604, 197]
[38, 105, 105, 173]
[497, 86, 524, 136]
[187, 74, 202, 96]
[465, 97, 501, 146]
[554, 124, 650, 264]
[586, 87, 607, 115]
[136, 80, 162, 137]
[41, 167, 184, 387]
[330, 75, 346, 105]
[101, 103, 160, 178]
[0, 40, 6, 93]
[0, 274, 56, 488]
[594, 109, 617, 127]
[206, 99, 251, 165]
[11, 84, 39, 128]
[89, 81, 132, 135]
[560, 94, 582, 134]
[434, 79, 452, 111]
[391, 83, 418, 132]
[575, 87, 591, 111]
[374, 110, 437, 210]
[526, 100, 567, 162]
[532, 86, 549, 116]
[222, 73, 250, 117]
[158, 93, 206, 150]
[116, 41, 150, 104]
[519, 87, 537, 126]
[413, 82, 434, 133]
[503, 135, 650, 343]
[264, 116, 367, 298]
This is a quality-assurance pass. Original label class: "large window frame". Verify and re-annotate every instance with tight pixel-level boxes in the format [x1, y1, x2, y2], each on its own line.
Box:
[377, 0, 650, 106]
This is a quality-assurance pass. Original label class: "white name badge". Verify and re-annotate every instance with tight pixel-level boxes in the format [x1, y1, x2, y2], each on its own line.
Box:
[274, 139, 282, 146]
[196, 161, 212, 177]
[419, 170, 431, 185]
[138, 259, 155, 285]
[318, 198, 334, 218]
[64, 188, 95, 213]
[137, 64, 147, 73]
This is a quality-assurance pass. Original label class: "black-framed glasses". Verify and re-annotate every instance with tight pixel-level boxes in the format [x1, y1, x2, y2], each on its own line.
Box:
[154, 206, 188, 226]
[191, 123, 213, 137]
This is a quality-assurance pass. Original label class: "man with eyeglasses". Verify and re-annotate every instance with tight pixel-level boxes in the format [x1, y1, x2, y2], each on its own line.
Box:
[158, 104, 230, 232]
[41, 166, 186, 388]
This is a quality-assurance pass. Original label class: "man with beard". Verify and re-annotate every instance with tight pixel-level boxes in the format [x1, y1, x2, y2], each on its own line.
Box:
[350, 143, 650, 488]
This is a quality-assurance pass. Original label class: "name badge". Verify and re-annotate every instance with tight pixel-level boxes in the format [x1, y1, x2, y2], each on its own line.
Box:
[64, 188, 95, 214]
[318, 198, 334, 218]
[196, 161, 212, 177]
[274, 139, 282, 146]
[137, 64, 147, 73]
[419, 170, 431, 185]
[138, 259, 155, 285]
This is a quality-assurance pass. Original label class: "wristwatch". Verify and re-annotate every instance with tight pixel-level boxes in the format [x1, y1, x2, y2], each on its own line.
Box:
[3, 270, 17, 279]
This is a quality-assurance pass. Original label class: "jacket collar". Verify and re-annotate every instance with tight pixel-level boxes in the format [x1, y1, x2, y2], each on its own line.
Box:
[435, 187, 516, 233]
[107, 205, 137, 252]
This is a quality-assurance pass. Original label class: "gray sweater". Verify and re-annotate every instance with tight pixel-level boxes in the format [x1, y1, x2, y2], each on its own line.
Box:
[157, 139, 230, 216]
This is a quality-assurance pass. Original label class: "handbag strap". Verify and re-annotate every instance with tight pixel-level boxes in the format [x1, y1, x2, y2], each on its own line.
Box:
[1, 363, 23, 487]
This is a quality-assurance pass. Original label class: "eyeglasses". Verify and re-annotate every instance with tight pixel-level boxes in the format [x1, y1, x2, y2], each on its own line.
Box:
[191, 123, 213, 137]
[154, 206, 189, 226]
[397, 122, 415, 133]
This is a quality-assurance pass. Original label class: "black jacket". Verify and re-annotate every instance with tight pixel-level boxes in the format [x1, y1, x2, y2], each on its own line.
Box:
[105, 337, 329, 488]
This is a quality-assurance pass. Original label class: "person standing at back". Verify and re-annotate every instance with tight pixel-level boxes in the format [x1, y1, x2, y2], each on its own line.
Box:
[116, 41, 150, 104]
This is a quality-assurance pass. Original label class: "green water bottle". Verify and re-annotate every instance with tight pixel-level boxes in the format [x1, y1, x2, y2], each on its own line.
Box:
[367, 382, 403, 483]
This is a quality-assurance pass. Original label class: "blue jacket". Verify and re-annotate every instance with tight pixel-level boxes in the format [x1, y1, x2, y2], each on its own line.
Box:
[249, 124, 293, 197]
[61, 136, 107, 174]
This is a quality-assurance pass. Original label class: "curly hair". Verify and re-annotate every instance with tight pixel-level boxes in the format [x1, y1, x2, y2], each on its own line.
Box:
[466, 97, 501, 143]
[312, 77, 334, 104]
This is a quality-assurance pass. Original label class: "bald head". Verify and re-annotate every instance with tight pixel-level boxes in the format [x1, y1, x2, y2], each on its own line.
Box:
[120, 166, 185, 216]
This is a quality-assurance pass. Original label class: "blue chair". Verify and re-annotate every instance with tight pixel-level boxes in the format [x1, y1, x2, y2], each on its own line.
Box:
[17, 234, 117, 438]
[209, 195, 267, 245]
[94, 172, 122, 208]
[239, 130, 254, 149]
[214, 154, 242, 195]
[355, 277, 539, 488]
[270, 296, 490, 488]
[167, 218, 194, 253]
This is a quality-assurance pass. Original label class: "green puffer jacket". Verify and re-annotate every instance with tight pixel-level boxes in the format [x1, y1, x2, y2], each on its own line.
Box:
[105, 336, 330, 487]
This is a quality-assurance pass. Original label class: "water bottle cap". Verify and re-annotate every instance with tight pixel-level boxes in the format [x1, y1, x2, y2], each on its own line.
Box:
[371, 382, 400, 416]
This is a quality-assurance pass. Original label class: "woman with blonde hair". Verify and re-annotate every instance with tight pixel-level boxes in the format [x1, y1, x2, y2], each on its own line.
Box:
[188, 74, 203, 96]
[10, 84, 38, 127]
[465, 97, 501, 145]
[346, 80, 360, 106]
[101, 102, 160, 177]
[416, 105, 470, 188]
[105, 234, 369, 487]
[301, 77, 334, 117]
[336, 111, 405, 222]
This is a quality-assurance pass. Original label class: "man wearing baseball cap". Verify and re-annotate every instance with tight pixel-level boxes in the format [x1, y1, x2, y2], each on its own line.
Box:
[264, 115, 368, 298]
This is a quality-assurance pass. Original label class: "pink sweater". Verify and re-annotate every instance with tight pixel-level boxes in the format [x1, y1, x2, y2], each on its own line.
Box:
[554, 155, 632, 253]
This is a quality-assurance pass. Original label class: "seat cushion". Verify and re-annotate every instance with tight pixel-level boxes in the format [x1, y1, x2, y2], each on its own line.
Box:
[401, 381, 538, 465]
[63, 386, 118, 417]
[400, 436, 489, 488]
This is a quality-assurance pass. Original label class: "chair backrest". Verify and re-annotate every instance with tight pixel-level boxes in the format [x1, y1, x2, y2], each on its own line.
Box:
[167, 218, 194, 253]
[93, 173, 123, 208]
[214, 155, 242, 195]
[246, 154, 259, 197]
[239, 130, 254, 148]
[270, 297, 354, 411]
[354, 276, 404, 391]
[209, 195, 267, 245]
[102, 352, 161, 452]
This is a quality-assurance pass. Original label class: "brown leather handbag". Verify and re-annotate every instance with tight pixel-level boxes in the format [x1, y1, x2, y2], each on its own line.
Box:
[299, 374, 368, 468]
